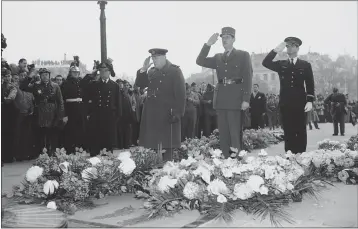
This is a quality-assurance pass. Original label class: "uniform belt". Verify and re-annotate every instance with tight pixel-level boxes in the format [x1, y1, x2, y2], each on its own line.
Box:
[66, 98, 82, 102]
[218, 78, 243, 85]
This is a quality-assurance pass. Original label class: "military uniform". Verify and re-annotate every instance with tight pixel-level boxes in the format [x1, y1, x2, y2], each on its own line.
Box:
[324, 91, 347, 135]
[262, 37, 315, 153]
[196, 27, 253, 157]
[61, 66, 87, 152]
[135, 48, 186, 161]
[86, 63, 122, 156]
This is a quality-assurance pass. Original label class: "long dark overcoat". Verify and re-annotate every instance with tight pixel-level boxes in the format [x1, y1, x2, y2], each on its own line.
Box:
[135, 60, 186, 150]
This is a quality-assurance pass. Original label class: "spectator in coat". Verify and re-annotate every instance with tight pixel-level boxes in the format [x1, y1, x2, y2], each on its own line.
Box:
[201, 84, 217, 137]
[325, 87, 347, 136]
[250, 84, 266, 129]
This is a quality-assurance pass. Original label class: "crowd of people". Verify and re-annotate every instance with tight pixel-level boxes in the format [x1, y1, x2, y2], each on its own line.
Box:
[1, 56, 357, 164]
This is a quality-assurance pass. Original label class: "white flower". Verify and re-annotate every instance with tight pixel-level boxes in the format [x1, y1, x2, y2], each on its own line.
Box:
[285, 150, 295, 159]
[259, 186, 269, 195]
[183, 182, 201, 200]
[212, 158, 223, 166]
[286, 183, 294, 191]
[343, 158, 355, 168]
[120, 186, 127, 193]
[118, 158, 136, 175]
[245, 156, 255, 164]
[247, 175, 265, 192]
[43, 180, 59, 195]
[207, 179, 229, 195]
[46, 201, 57, 210]
[230, 147, 239, 153]
[264, 166, 276, 180]
[79, 147, 84, 152]
[88, 157, 102, 166]
[163, 161, 179, 175]
[180, 144, 187, 150]
[233, 183, 254, 200]
[157, 176, 177, 193]
[217, 194, 227, 203]
[258, 149, 268, 157]
[238, 150, 248, 157]
[180, 156, 197, 167]
[117, 151, 131, 161]
[26, 166, 44, 183]
[221, 167, 233, 178]
[210, 149, 222, 158]
[59, 162, 70, 173]
[81, 167, 98, 180]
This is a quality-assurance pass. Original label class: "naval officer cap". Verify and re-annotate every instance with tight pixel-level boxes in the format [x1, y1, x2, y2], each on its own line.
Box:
[284, 37, 302, 47]
[220, 27, 235, 38]
[149, 48, 168, 57]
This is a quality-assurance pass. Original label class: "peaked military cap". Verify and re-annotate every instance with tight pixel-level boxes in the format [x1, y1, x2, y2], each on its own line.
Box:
[38, 68, 51, 74]
[220, 27, 235, 38]
[149, 48, 168, 57]
[284, 37, 302, 47]
[98, 62, 110, 69]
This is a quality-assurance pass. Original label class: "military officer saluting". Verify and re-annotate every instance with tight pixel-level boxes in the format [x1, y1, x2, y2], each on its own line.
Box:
[86, 62, 122, 156]
[196, 27, 253, 158]
[135, 48, 186, 163]
[262, 37, 315, 154]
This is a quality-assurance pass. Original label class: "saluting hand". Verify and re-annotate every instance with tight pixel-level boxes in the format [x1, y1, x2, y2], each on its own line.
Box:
[142, 56, 153, 72]
[206, 33, 219, 46]
[274, 42, 286, 53]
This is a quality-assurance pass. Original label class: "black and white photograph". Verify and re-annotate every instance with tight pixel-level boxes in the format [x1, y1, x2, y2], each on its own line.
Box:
[1, 1, 357, 228]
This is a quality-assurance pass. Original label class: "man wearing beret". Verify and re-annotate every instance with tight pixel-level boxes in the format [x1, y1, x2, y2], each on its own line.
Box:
[262, 37, 315, 154]
[85, 62, 122, 156]
[135, 48, 186, 163]
[196, 27, 253, 158]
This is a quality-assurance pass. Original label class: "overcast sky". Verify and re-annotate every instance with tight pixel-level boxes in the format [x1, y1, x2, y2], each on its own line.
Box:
[2, 1, 357, 78]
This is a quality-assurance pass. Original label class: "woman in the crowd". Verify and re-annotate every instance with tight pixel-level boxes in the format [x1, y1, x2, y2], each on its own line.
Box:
[32, 68, 64, 154]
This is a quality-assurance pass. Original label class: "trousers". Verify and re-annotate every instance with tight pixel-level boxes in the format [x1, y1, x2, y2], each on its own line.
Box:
[217, 110, 243, 158]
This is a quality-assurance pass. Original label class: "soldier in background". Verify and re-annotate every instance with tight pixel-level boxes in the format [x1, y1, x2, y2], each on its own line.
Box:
[262, 37, 315, 154]
[324, 87, 347, 136]
[135, 48, 186, 163]
[86, 62, 122, 156]
[196, 27, 252, 158]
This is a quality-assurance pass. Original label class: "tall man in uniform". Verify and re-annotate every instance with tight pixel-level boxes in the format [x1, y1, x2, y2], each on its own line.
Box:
[135, 48, 186, 162]
[196, 27, 253, 158]
[262, 37, 314, 154]
[86, 62, 122, 156]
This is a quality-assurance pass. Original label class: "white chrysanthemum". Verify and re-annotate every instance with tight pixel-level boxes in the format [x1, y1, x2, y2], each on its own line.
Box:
[183, 182, 201, 200]
[217, 194, 227, 203]
[259, 185, 269, 195]
[233, 183, 254, 200]
[88, 157, 102, 166]
[26, 166, 44, 183]
[247, 175, 265, 192]
[245, 156, 256, 164]
[264, 166, 276, 180]
[343, 158, 355, 168]
[285, 150, 295, 159]
[157, 176, 177, 193]
[172, 169, 189, 179]
[43, 180, 59, 195]
[117, 151, 131, 161]
[193, 165, 211, 184]
[180, 156, 197, 167]
[312, 157, 323, 168]
[221, 167, 233, 178]
[345, 149, 358, 159]
[59, 162, 70, 173]
[210, 149, 222, 158]
[238, 150, 248, 157]
[258, 149, 268, 157]
[180, 144, 187, 150]
[82, 167, 98, 180]
[47, 201, 57, 210]
[118, 158, 136, 175]
[120, 186, 127, 193]
[286, 183, 294, 191]
[207, 179, 229, 195]
[212, 158, 222, 166]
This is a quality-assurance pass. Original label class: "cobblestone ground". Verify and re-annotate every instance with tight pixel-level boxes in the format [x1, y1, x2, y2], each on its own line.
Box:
[1, 123, 357, 228]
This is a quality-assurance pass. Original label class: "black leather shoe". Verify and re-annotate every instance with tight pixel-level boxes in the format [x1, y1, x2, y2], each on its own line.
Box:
[333, 134, 338, 136]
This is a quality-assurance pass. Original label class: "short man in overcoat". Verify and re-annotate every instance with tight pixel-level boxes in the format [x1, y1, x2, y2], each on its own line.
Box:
[262, 37, 315, 154]
[324, 87, 347, 136]
[196, 27, 253, 158]
[135, 48, 186, 162]
[86, 62, 122, 156]
[250, 83, 267, 129]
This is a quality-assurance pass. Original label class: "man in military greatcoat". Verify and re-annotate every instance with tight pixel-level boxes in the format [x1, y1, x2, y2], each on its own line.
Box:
[262, 37, 315, 154]
[135, 48, 186, 162]
[196, 27, 253, 158]
[324, 87, 347, 136]
[86, 62, 122, 156]
[61, 65, 86, 152]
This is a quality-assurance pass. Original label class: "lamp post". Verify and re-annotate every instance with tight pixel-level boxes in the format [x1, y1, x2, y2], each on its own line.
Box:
[98, 0, 108, 63]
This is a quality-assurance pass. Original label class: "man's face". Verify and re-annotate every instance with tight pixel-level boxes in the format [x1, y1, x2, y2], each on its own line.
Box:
[70, 71, 80, 78]
[286, 43, 299, 56]
[40, 73, 50, 83]
[3, 74, 11, 84]
[55, 77, 63, 85]
[19, 60, 27, 69]
[12, 75, 20, 85]
[253, 85, 259, 93]
[119, 82, 124, 89]
[221, 34, 235, 49]
[100, 68, 110, 80]
[152, 55, 166, 69]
